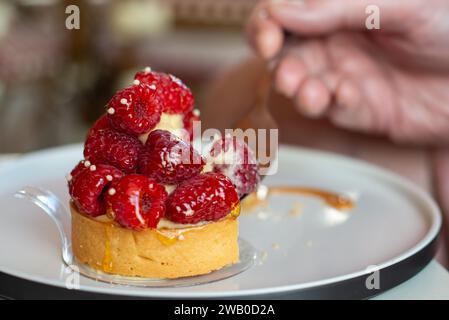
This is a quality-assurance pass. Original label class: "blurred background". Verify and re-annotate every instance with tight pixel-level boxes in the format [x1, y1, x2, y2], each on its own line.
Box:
[0, 0, 257, 152]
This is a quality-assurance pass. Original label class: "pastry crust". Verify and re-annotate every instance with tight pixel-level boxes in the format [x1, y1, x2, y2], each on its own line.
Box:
[71, 203, 239, 279]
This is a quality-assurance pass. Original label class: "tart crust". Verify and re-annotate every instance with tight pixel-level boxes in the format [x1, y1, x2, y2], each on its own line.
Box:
[71, 203, 239, 279]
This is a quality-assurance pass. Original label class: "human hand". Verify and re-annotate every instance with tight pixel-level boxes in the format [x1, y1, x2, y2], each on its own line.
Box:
[246, 0, 449, 144]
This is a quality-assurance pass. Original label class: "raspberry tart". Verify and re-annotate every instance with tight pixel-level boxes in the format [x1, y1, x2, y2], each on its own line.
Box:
[68, 68, 259, 279]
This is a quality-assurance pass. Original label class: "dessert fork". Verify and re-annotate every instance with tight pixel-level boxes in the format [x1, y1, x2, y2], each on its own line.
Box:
[15, 186, 72, 264]
[235, 67, 278, 201]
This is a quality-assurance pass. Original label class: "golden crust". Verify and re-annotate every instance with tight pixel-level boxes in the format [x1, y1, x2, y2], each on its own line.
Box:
[71, 204, 239, 279]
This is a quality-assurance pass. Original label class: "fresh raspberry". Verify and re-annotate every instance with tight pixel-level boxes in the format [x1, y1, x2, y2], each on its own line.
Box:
[105, 174, 168, 230]
[84, 127, 143, 174]
[87, 114, 112, 137]
[107, 84, 162, 135]
[209, 136, 259, 198]
[183, 109, 200, 141]
[135, 70, 194, 115]
[67, 161, 88, 195]
[139, 130, 205, 184]
[166, 172, 239, 224]
[69, 163, 124, 217]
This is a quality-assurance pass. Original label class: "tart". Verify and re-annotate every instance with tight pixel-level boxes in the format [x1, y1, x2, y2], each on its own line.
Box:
[67, 68, 259, 279]
[71, 203, 239, 278]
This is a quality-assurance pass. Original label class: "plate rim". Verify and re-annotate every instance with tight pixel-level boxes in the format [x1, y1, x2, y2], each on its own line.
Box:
[0, 143, 442, 298]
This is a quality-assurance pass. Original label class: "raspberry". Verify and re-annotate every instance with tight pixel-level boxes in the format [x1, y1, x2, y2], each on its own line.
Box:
[87, 114, 112, 137]
[135, 70, 194, 115]
[84, 127, 143, 174]
[183, 109, 200, 141]
[209, 136, 259, 197]
[107, 84, 162, 135]
[139, 130, 205, 184]
[67, 161, 88, 195]
[105, 174, 167, 230]
[166, 172, 239, 224]
[69, 163, 124, 217]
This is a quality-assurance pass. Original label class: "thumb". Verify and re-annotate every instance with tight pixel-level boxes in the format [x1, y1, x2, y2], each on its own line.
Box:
[268, 0, 415, 35]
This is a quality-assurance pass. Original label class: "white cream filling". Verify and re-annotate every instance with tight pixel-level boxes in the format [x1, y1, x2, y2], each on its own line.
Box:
[138, 113, 185, 144]
[164, 184, 176, 194]
[204, 146, 236, 179]
[95, 212, 211, 230]
[156, 218, 209, 230]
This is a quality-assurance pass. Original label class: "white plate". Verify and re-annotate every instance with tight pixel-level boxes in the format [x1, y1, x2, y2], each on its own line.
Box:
[0, 144, 441, 299]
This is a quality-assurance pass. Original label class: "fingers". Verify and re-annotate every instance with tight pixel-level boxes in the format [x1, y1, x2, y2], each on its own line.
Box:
[335, 78, 361, 111]
[291, 75, 362, 122]
[268, 0, 413, 36]
[247, 0, 417, 59]
[328, 78, 367, 130]
[268, 0, 348, 36]
[253, 17, 284, 60]
[274, 40, 335, 118]
[274, 54, 306, 97]
[245, 1, 284, 59]
[295, 78, 332, 118]
[274, 52, 363, 123]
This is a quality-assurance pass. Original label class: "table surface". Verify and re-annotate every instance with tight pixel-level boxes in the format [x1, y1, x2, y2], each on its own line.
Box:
[1, 153, 449, 300]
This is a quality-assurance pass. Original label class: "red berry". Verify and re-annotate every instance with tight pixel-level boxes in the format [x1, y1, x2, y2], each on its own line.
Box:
[84, 128, 143, 174]
[209, 136, 259, 197]
[68, 161, 88, 195]
[183, 109, 200, 141]
[139, 130, 205, 184]
[105, 174, 167, 230]
[107, 84, 162, 135]
[87, 114, 113, 138]
[69, 163, 124, 217]
[135, 70, 194, 115]
[166, 172, 239, 224]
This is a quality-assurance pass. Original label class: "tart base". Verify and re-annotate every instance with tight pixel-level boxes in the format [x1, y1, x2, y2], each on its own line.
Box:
[71, 204, 239, 279]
